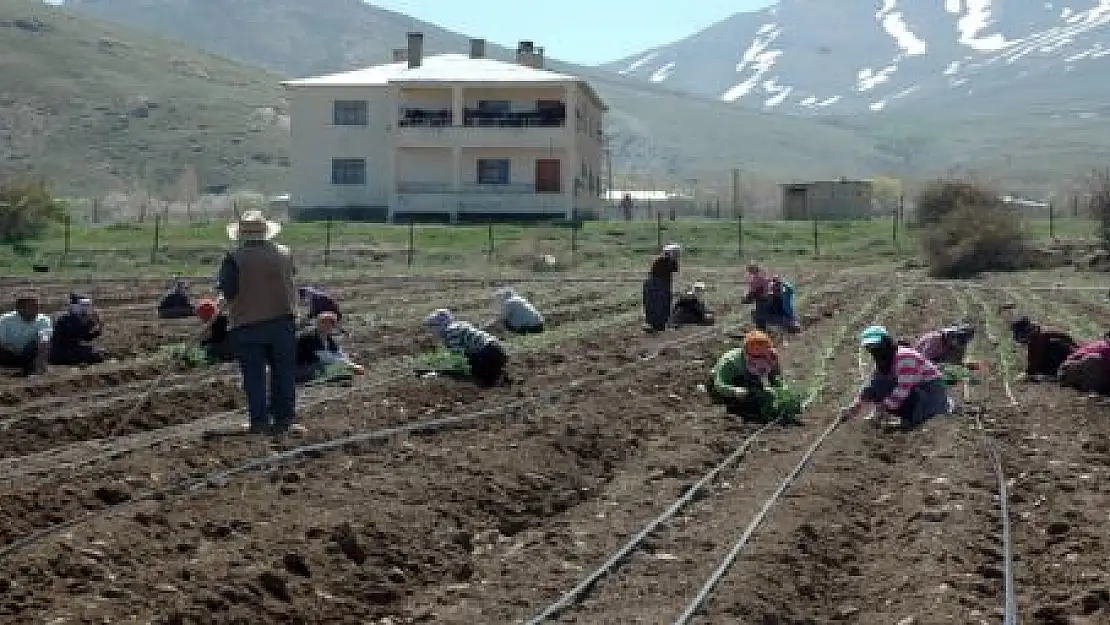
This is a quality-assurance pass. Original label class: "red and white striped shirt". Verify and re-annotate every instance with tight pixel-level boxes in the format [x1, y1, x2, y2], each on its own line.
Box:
[884, 346, 941, 411]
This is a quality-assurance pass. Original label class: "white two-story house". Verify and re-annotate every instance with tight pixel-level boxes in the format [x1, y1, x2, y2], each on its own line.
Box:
[283, 34, 608, 222]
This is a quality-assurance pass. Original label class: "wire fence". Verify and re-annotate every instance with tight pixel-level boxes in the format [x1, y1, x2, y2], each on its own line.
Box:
[23, 210, 1100, 275]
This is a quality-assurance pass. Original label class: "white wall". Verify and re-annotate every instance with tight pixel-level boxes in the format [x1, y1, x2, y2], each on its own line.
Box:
[287, 84, 393, 208]
[395, 148, 453, 188]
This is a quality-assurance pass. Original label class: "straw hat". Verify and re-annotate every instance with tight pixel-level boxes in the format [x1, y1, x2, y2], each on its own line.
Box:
[227, 210, 281, 241]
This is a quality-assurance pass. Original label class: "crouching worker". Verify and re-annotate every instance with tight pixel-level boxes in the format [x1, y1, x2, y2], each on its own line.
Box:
[672, 282, 714, 327]
[1058, 338, 1110, 394]
[490, 287, 544, 334]
[708, 330, 785, 422]
[50, 294, 106, 366]
[297, 286, 341, 327]
[0, 294, 52, 376]
[424, 308, 507, 387]
[195, 298, 234, 363]
[295, 312, 363, 383]
[916, 324, 975, 365]
[1011, 316, 1076, 380]
[157, 279, 195, 319]
[841, 325, 951, 428]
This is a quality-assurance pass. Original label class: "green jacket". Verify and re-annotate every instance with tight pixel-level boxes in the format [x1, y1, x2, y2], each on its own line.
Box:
[711, 347, 783, 396]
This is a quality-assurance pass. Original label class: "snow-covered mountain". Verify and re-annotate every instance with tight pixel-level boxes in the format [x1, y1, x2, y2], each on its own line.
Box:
[604, 0, 1110, 114]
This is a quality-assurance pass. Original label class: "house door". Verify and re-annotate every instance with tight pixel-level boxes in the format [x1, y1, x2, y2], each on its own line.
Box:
[535, 159, 561, 193]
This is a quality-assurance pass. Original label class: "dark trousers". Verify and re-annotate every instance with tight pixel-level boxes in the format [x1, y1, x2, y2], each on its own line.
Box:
[510, 324, 545, 335]
[49, 343, 105, 366]
[158, 306, 195, 320]
[468, 343, 507, 387]
[643, 278, 672, 331]
[0, 342, 39, 375]
[229, 316, 297, 429]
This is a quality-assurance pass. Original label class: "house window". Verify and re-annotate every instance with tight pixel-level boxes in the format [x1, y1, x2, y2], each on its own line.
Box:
[477, 158, 510, 185]
[477, 100, 511, 116]
[333, 100, 368, 126]
[331, 158, 366, 185]
[535, 159, 561, 193]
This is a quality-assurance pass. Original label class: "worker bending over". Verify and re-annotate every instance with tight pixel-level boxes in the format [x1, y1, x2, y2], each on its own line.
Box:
[1011, 316, 1076, 379]
[295, 312, 363, 383]
[425, 308, 508, 387]
[50, 294, 106, 366]
[158, 279, 195, 319]
[490, 287, 544, 334]
[672, 281, 714, 327]
[842, 325, 952, 428]
[708, 330, 784, 422]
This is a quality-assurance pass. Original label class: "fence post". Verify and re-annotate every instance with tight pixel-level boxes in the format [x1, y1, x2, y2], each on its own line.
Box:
[487, 222, 494, 262]
[715, 198, 721, 219]
[151, 215, 160, 264]
[812, 219, 819, 256]
[63, 214, 71, 263]
[323, 217, 332, 267]
[656, 212, 662, 249]
[1072, 195, 1079, 217]
[91, 198, 99, 224]
[407, 221, 415, 267]
[892, 207, 898, 251]
[737, 213, 743, 258]
[570, 219, 578, 257]
[1049, 201, 1055, 239]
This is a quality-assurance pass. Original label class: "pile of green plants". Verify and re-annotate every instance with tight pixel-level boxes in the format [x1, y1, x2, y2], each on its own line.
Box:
[766, 384, 807, 422]
[160, 342, 211, 369]
[940, 363, 976, 386]
[414, 348, 471, 377]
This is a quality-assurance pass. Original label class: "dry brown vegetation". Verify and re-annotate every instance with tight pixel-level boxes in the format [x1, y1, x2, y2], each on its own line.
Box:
[914, 177, 1029, 278]
[1086, 169, 1110, 252]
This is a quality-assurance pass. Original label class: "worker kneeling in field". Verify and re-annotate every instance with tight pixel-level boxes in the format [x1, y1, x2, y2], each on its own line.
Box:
[708, 330, 792, 423]
[1011, 316, 1076, 380]
[489, 287, 544, 334]
[742, 266, 800, 333]
[295, 312, 364, 383]
[671, 281, 714, 327]
[297, 286, 341, 327]
[49, 294, 106, 366]
[841, 325, 952, 428]
[157, 279, 195, 319]
[914, 324, 975, 366]
[0, 294, 52, 376]
[424, 308, 507, 387]
[195, 298, 234, 363]
[1058, 338, 1110, 394]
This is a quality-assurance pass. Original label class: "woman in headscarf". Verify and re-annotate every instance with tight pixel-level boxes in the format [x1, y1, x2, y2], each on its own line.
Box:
[425, 308, 507, 387]
[841, 325, 951, 427]
[643, 243, 680, 332]
[491, 287, 544, 334]
[914, 324, 975, 365]
[671, 281, 714, 327]
[49, 294, 106, 366]
[1010, 316, 1076, 379]
[294, 311, 363, 383]
[741, 264, 773, 330]
[297, 286, 341, 326]
[1057, 337, 1110, 394]
[708, 330, 784, 421]
[157, 278, 195, 319]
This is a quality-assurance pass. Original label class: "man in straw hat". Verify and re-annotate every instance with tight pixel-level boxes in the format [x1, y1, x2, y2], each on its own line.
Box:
[216, 210, 301, 435]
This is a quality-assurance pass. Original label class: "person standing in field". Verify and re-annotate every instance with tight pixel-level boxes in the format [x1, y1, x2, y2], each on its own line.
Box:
[217, 211, 301, 436]
[643, 244, 680, 332]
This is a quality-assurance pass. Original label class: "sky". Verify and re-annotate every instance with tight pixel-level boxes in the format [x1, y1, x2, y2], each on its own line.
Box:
[369, 0, 776, 66]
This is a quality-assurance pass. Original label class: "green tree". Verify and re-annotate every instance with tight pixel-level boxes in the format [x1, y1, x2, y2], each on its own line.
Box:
[0, 176, 67, 244]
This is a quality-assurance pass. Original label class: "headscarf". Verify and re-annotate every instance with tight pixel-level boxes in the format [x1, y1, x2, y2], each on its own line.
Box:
[424, 308, 454, 332]
[68, 293, 93, 316]
[859, 325, 890, 348]
[861, 325, 896, 373]
[689, 281, 706, 296]
[171, 279, 188, 295]
[316, 311, 339, 334]
[662, 243, 681, 258]
[1010, 316, 1035, 344]
[195, 298, 218, 322]
[493, 287, 516, 302]
[944, 324, 975, 345]
[742, 330, 776, 376]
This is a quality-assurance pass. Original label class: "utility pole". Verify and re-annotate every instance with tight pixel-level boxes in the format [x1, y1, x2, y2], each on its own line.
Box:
[732, 168, 742, 217]
[605, 133, 613, 207]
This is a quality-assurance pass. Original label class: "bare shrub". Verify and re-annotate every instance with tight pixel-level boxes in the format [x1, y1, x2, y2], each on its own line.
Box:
[0, 175, 67, 244]
[914, 177, 1028, 278]
[1086, 169, 1110, 251]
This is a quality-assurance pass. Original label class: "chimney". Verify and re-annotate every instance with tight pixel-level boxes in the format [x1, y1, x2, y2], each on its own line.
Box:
[406, 32, 423, 69]
[534, 46, 545, 69]
[392, 48, 407, 63]
[469, 38, 486, 59]
[516, 40, 535, 66]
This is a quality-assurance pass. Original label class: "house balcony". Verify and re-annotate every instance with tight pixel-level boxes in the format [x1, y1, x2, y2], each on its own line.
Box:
[396, 109, 568, 149]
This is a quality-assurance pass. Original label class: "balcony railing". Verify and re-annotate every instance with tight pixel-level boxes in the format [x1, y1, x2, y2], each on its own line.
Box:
[397, 108, 567, 128]
[396, 182, 545, 194]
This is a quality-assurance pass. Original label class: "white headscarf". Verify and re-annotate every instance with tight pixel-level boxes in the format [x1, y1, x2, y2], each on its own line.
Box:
[493, 287, 516, 302]
[69, 296, 92, 315]
[662, 243, 681, 257]
[424, 308, 454, 332]
[689, 281, 706, 296]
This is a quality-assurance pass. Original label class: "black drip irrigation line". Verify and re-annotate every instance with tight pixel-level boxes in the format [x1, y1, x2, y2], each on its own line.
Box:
[966, 287, 1020, 625]
[522, 286, 910, 625]
[0, 286, 843, 563]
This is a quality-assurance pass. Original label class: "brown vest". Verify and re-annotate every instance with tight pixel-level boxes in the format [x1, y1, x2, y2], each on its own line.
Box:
[225, 241, 297, 329]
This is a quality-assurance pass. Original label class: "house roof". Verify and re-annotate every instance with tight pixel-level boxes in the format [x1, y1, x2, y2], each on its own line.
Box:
[282, 54, 607, 110]
[284, 54, 576, 87]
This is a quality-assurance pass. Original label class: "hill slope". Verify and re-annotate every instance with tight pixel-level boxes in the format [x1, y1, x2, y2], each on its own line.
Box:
[59, 0, 897, 187]
[0, 0, 291, 196]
